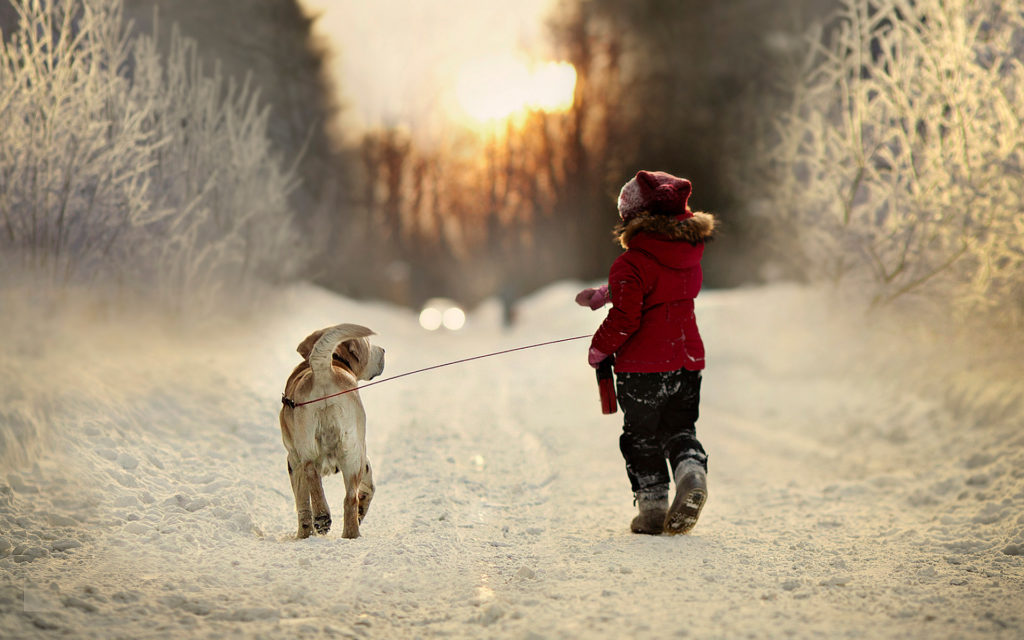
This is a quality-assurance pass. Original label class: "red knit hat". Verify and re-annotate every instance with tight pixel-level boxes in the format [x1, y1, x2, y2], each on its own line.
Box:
[617, 170, 692, 221]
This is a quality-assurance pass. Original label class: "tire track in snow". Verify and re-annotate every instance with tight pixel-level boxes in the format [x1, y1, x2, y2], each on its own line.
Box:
[356, 339, 568, 633]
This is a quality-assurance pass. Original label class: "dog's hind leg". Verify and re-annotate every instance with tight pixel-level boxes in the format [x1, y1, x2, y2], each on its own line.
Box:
[304, 461, 332, 535]
[341, 471, 362, 539]
[288, 458, 313, 539]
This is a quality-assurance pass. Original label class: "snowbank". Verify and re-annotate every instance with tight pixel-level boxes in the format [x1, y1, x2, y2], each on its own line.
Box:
[0, 281, 1021, 638]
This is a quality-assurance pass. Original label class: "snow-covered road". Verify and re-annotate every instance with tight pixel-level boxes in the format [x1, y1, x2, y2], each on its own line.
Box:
[1, 282, 1021, 639]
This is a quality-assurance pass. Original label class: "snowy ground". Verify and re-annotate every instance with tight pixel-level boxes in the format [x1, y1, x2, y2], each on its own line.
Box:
[1, 281, 1022, 639]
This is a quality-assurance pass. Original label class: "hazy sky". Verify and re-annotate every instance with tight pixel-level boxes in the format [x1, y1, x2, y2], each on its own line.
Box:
[298, 0, 560, 140]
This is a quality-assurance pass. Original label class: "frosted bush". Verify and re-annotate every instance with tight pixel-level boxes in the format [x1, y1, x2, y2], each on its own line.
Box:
[0, 0, 299, 310]
[764, 0, 1024, 323]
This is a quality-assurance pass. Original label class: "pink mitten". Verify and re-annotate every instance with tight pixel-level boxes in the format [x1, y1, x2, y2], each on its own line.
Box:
[574, 287, 596, 306]
[588, 346, 608, 368]
[574, 285, 609, 310]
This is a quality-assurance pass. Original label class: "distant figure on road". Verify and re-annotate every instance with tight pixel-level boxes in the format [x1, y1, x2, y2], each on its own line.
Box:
[576, 170, 715, 535]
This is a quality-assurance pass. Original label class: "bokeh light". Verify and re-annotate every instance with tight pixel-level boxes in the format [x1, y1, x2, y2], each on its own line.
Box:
[418, 307, 443, 331]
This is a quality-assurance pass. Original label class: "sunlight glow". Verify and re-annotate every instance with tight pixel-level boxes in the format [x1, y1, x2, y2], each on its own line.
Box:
[455, 57, 576, 123]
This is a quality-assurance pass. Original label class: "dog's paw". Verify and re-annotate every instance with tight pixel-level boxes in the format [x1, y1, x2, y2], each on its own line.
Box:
[314, 514, 332, 535]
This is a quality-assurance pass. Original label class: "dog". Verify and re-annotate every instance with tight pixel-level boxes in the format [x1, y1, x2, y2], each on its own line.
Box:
[279, 324, 385, 539]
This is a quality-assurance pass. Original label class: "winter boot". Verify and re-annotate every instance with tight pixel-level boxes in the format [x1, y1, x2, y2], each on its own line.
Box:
[664, 459, 707, 535]
[630, 485, 669, 535]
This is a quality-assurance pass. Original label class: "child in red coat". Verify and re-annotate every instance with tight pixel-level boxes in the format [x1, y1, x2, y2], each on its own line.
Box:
[576, 170, 715, 535]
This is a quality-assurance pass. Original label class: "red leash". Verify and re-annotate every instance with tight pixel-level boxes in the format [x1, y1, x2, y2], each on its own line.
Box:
[284, 334, 592, 408]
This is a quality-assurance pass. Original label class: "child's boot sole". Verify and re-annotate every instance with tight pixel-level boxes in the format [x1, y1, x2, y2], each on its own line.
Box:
[663, 487, 706, 535]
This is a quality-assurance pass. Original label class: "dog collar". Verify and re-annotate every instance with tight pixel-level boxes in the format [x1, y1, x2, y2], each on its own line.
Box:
[282, 355, 356, 410]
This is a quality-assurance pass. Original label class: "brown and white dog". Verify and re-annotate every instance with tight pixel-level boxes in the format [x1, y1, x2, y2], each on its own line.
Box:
[279, 324, 384, 539]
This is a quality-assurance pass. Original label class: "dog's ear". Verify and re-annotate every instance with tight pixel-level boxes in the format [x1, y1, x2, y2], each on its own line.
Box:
[296, 329, 325, 360]
[338, 339, 369, 373]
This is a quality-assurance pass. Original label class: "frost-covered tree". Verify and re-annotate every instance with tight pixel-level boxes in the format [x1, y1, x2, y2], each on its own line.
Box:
[0, 0, 299, 309]
[762, 0, 1024, 323]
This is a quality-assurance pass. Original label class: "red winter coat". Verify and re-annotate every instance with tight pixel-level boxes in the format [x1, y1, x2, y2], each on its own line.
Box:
[591, 211, 715, 373]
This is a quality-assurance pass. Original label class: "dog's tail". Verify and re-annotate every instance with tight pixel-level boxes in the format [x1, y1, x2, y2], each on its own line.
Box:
[309, 323, 375, 379]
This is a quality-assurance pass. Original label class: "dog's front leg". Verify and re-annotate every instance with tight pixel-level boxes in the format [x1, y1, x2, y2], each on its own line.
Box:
[288, 458, 313, 539]
[304, 461, 332, 535]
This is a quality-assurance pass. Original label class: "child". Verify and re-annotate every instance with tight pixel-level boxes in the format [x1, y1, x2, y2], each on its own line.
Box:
[575, 170, 715, 535]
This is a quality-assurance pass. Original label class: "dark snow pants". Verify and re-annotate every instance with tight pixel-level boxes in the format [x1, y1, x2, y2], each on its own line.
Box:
[616, 367, 707, 493]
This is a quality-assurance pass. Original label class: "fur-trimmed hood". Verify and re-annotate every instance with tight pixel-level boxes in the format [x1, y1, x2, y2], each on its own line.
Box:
[615, 211, 716, 249]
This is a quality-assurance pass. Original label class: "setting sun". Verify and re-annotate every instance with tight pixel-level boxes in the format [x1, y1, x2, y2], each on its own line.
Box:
[454, 57, 577, 123]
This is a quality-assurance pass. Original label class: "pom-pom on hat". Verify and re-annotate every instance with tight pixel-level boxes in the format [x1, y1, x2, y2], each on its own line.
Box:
[617, 170, 692, 221]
